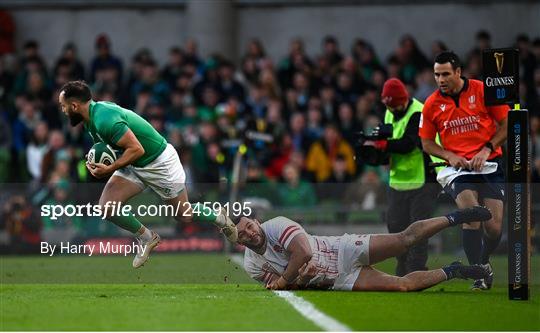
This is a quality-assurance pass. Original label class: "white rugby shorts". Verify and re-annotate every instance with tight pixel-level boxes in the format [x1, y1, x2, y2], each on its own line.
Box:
[113, 144, 186, 199]
[333, 234, 371, 291]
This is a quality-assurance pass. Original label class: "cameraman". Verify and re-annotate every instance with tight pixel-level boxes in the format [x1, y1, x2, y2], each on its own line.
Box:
[364, 78, 440, 276]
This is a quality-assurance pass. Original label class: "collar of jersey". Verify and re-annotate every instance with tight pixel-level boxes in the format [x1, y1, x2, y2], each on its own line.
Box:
[439, 76, 469, 98]
[88, 100, 96, 127]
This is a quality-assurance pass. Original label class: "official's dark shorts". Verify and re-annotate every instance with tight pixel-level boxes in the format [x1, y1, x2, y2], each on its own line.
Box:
[443, 157, 505, 201]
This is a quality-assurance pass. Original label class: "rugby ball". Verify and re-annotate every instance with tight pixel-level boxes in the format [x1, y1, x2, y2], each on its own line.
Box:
[87, 142, 117, 166]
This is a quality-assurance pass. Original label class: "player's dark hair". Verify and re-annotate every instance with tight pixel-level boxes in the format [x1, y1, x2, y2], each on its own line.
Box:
[434, 51, 462, 70]
[61, 80, 92, 102]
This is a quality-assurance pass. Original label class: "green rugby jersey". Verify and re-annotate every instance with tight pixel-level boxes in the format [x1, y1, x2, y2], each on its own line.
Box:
[85, 100, 167, 167]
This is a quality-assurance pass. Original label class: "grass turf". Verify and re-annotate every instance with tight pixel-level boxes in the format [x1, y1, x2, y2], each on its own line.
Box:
[1, 253, 539, 331]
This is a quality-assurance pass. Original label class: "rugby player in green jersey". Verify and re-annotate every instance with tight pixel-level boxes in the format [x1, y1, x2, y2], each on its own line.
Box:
[59, 81, 237, 268]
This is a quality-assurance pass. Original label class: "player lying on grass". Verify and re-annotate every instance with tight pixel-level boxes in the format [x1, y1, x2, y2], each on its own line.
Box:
[59, 81, 236, 268]
[233, 206, 491, 291]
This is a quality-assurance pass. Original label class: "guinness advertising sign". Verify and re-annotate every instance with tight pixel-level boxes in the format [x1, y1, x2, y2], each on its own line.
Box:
[507, 111, 531, 300]
[482, 48, 519, 105]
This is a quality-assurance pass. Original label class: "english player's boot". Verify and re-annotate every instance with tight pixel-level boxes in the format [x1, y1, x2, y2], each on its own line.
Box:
[445, 206, 492, 226]
[442, 261, 489, 281]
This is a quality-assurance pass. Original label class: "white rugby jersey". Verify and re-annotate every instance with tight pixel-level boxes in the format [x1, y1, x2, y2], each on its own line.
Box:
[243, 216, 339, 288]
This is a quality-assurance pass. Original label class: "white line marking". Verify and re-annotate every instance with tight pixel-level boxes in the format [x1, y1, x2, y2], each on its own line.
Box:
[273, 290, 352, 331]
[230, 254, 352, 332]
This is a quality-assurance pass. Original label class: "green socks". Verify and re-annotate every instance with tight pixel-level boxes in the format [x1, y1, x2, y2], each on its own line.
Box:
[106, 213, 143, 234]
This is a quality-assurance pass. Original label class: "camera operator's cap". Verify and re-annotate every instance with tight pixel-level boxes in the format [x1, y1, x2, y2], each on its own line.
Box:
[381, 78, 409, 108]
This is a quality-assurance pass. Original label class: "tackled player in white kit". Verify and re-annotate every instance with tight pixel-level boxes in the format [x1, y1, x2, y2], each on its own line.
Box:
[238, 206, 491, 291]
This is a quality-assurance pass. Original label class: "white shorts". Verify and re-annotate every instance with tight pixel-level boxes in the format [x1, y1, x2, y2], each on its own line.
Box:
[113, 144, 186, 199]
[333, 234, 371, 291]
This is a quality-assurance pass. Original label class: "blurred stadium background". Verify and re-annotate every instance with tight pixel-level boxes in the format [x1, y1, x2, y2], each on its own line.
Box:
[0, 0, 538, 257]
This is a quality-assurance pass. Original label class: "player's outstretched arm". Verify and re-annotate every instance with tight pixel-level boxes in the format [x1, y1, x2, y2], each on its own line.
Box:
[267, 234, 312, 290]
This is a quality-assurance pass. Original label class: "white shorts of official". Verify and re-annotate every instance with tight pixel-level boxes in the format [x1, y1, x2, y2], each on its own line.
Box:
[333, 234, 371, 291]
[113, 144, 186, 199]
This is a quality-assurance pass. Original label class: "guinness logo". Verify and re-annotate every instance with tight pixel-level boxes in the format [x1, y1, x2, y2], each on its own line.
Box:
[494, 52, 504, 74]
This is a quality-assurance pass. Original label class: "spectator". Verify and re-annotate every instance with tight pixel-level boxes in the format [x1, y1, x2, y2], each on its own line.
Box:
[12, 95, 42, 154]
[259, 68, 282, 100]
[2, 195, 42, 254]
[241, 159, 276, 203]
[26, 70, 51, 103]
[90, 33, 123, 87]
[322, 35, 344, 69]
[352, 39, 385, 83]
[41, 180, 82, 232]
[291, 71, 311, 110]
[305, 123, 356, 182]
[264, 99, 287, 138]
[40, 129, 66, 183]
[322, 154, 355, 202]
[266, 133, 294, 180]
[335, 71, 360, 105]
[13, 56, 49, 101]
[126, 48, 153, 100]
[394, 35, 430, 84]
[130, 58, 169, 107]
[337, 102, 359, 144]
[277, 163, 316, 207]
[242, 38, 268, 67]
[191, 121, 219, 182]
[184, 38, 203, 70]
[20, 40, 46, 70]
[344, 168, 386, 210]
[53, 42, 85, 81]
[414, 68, 437, 102]
[289, 112, 311, 152]
[162, 47, 185, 89]
[218, 60, 245, 101]
[306, 107, 324, 143]
[26, 121, 48, 181]
[312, 55, 333, 89]
[278, 38, 313, 89]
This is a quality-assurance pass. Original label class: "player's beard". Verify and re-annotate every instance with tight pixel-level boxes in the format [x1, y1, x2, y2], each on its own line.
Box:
[67, 109, 83, 126]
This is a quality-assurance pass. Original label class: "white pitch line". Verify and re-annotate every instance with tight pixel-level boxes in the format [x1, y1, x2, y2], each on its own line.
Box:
[230, 254, 352, 332]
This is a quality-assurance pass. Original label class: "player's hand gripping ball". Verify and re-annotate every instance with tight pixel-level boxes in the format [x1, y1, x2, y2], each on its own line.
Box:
[87, 142, 117, 167]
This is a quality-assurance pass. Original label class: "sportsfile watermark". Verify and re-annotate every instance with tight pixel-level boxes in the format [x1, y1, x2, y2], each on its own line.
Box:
[40, 201, 253, 220]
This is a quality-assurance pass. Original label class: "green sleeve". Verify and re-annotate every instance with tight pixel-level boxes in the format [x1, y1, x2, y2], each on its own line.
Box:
[96, 113, 128, 145]
[109, 122, 129, 144]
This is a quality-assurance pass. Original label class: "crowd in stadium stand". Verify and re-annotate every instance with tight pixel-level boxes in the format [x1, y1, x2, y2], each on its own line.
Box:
[0, 30, 539, 248]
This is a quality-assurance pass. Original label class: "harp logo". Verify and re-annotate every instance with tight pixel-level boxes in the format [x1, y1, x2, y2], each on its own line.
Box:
[494, 52, 504, 74]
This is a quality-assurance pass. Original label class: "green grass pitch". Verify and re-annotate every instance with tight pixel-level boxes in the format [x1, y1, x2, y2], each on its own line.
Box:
[1, 253, 539, 331]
